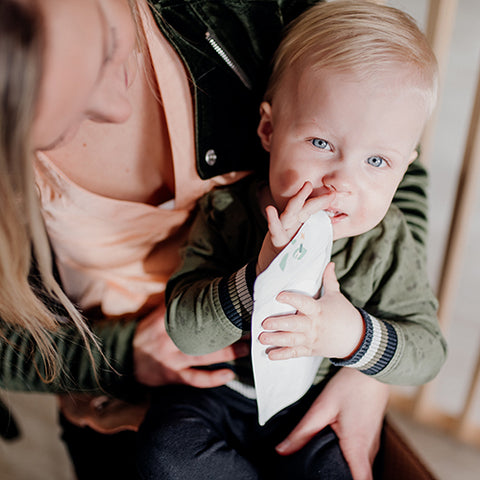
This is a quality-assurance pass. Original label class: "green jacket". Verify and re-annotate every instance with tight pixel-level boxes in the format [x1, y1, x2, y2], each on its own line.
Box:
[166, 176, 447, 386]
[0, 0, 431, 395]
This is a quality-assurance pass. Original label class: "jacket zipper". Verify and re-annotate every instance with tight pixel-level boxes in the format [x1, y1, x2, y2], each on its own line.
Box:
[205, 31, 252, 90]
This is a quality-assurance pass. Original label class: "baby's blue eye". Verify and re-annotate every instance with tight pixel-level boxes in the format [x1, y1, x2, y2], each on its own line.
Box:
[367, 156, 385, 168]
[311, 138, 331, 150]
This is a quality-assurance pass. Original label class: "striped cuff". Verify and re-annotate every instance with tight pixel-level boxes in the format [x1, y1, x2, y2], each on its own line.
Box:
[217, 261, 256, 330]
[330, 308, 398, 376]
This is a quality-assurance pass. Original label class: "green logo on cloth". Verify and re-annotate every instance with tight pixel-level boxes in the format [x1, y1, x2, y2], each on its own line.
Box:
[279, 237, 307, 271]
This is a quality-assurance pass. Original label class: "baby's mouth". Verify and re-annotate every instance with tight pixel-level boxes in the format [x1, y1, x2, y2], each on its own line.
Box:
[324, 209, 347, 223]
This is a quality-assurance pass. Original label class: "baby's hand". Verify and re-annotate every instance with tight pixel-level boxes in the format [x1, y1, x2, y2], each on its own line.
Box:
[256, 182, 333, 274]
[258, 263, 364, 360]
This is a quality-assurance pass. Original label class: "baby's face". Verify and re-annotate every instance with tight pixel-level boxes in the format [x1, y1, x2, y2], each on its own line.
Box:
[258, 67, 428, 241]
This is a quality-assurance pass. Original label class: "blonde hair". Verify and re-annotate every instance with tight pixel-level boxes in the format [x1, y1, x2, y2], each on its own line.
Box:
[265, 0, 438, 115]
[0, 0, 100, 382]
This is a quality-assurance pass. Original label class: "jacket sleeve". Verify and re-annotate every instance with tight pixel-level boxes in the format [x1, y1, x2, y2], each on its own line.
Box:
[0, 318, 138, 397]
[166, 184, 263, 355]
[167, 261, 257, 355]
[331, 206, 447, 386]
[393, 157, 430, 249]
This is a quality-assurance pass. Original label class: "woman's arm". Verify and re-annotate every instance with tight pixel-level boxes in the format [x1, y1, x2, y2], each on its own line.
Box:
[0, 304, 248, 395]
[0, 317, 137, 395]
[133, 303, 248, 388]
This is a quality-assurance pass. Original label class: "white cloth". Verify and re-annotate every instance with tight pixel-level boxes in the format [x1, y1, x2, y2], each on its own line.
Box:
[251, 210, 333, 425]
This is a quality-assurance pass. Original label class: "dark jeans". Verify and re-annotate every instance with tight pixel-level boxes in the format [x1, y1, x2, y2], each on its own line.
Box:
[60, 414, 140, 480]
[137, 384, 353, 480]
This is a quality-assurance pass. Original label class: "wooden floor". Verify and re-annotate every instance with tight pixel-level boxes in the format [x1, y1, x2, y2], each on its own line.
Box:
[0, 392, 75, 480]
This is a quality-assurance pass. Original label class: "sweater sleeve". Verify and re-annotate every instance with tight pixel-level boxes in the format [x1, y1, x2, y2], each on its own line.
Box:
[0, 318, 138, 397]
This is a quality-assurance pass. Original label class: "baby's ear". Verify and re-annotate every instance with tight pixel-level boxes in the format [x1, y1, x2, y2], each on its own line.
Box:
[257, 102, 274, 152]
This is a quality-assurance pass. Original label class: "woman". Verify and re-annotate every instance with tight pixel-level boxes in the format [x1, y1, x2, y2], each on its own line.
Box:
[1, 0, 426, 478]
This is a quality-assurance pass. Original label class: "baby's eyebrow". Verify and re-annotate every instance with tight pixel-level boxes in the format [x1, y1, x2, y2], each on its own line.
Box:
[295, 120, 332, 134]
[375, 147, 404, 160]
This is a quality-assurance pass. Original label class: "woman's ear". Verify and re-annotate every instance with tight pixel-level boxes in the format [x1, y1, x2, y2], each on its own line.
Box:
[257, 102, 273, 152]
[409, 149, 419, 164]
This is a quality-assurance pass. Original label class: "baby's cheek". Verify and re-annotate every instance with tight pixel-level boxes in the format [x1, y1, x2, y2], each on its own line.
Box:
[365, 204, 390, 231]
[277, 168, 302, 193]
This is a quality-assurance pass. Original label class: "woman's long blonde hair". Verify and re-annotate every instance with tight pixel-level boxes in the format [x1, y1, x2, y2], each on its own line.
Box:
[0, 0, 99, 382]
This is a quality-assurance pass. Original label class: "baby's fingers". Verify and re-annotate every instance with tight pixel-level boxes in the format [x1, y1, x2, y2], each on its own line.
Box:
[301, 193, 336, 220]
[276, 291, 318, 317]
[266, 346, 312, 360]
[266, 205, 290, 246]
[258, 329, 307, 348]
[279, 182, 313, 228]
[262, 313, 308, 332]
[322, 262, 340, 293]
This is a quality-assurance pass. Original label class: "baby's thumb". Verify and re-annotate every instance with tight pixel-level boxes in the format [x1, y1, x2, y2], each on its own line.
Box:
[322, 262, 340, 293]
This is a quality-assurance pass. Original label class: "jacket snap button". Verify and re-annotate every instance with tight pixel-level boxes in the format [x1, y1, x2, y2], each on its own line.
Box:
[205, 149, 217, 166]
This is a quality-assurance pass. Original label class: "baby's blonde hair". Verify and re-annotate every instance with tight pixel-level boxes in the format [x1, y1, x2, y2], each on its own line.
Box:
[265, 0, 438, 115]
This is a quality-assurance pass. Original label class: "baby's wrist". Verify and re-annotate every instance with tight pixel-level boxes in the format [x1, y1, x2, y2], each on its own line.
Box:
[330, 309, 398, 376]
[341, 308, 366, 359]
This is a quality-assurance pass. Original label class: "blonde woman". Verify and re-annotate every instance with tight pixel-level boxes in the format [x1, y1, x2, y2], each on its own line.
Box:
[0, 0, 436, 478]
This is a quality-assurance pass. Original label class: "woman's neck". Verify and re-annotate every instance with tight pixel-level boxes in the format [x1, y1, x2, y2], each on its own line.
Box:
[46, 52, 175, 205]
